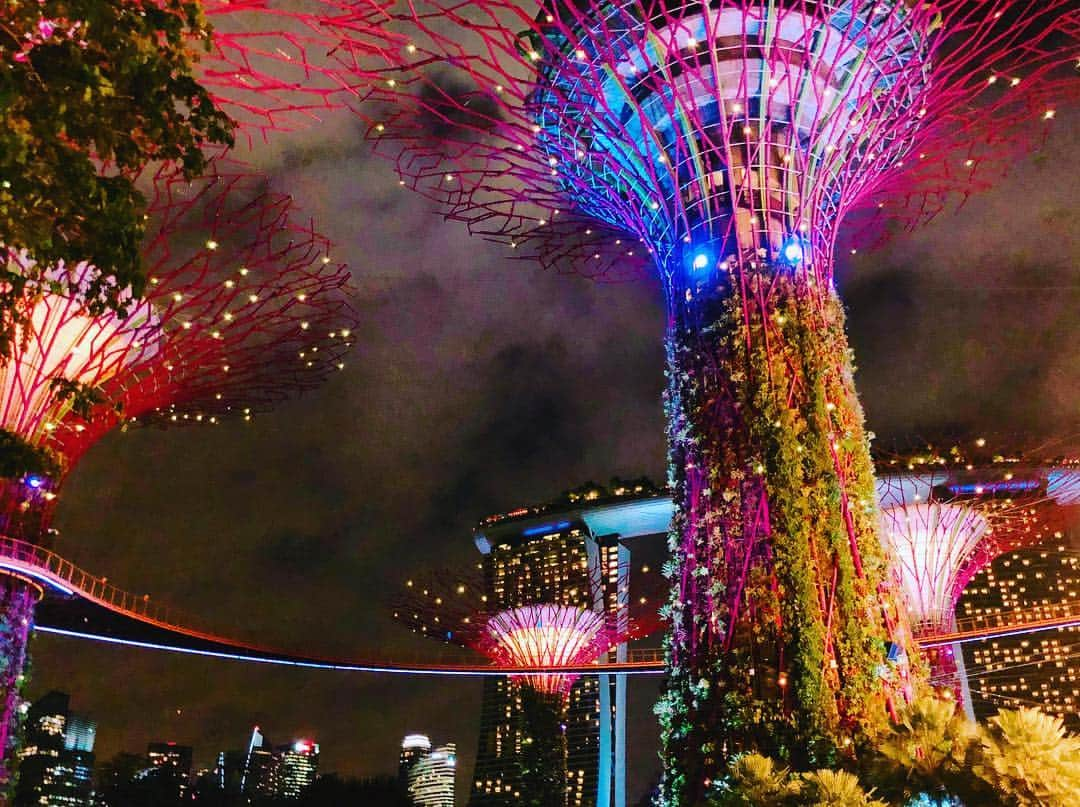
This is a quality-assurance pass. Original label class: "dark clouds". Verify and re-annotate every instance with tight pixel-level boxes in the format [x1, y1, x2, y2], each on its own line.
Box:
[416, 72, 504, 142]
[839, 112, 1080, 443]
[28, 106, 1078, 805]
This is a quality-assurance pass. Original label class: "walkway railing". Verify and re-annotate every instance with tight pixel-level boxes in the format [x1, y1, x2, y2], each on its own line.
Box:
[0, 535, 238, 646]
[6, 536, 1079, 674]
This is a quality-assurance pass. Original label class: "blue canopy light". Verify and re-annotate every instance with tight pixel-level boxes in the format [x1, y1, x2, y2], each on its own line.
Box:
[25, 475, 44, 489]
[781, 237, 805, 265]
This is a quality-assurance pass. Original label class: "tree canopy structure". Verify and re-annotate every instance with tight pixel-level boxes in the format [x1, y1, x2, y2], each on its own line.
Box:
[326, 0, 1079, 798]
[0, 157, 357, 778]
[0, 0, 366, 358]
[394, 570, 647, 807]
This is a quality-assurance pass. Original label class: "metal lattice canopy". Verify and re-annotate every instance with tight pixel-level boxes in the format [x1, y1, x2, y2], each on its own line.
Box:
[1, 158, 358, 474]
[331, 0, 1078, 280]
[198, 0, 385, 141]
[392, 566, 652, 694]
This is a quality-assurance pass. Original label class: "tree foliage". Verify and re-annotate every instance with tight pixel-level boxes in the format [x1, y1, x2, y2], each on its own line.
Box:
[0, 429, 60, 480]
[0, 0, 234, 357]
[712, 699, 1080, 806]
[974, 708, 1080, 806]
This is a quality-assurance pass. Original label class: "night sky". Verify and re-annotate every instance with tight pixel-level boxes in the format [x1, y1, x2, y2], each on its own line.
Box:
[29, 91, 1078, 802]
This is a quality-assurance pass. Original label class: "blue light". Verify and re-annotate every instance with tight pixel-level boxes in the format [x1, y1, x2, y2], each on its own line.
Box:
[947, 480, 1041, 495]
[781, 238, 804, 264]
[522, 520, 571, 537]
[25, 476, 44, 489]
[32, 626, 667, 677]
[692, 252, 710, 270]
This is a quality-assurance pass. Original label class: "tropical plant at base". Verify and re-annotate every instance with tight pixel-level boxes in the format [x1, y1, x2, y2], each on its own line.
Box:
[974, 708, 1080, 806]
[714, 754, 802, 806]
[870, 695, 981, 803]
[709, 699, 1080, 806]
[800, 770, 888, 807]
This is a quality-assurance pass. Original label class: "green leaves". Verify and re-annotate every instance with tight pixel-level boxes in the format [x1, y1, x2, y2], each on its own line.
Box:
[0, 428, 61, 480]
[0, 0, 235, 357]
[975, 708, 1080, 805]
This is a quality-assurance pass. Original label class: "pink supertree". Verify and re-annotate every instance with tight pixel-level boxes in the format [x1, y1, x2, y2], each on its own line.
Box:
[326, 1, 1079, 786]
[393, 570, 649, 807]
[0, 160, 356, 778]
[393, 571, 647, 695]
[875, 452, 1079, 714]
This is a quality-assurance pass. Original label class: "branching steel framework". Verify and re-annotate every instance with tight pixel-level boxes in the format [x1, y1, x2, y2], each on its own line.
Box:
[327, 0, 1079, 794]
[0, 158, 357, 777]
[393, 569, 647, 695]
[197, 0, 377, 141]
[876, 464, 1071, 718]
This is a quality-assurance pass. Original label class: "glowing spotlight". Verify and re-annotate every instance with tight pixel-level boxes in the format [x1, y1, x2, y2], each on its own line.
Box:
[25, 476, 44, 489]
[781, 238, 805, 264]
[692, 252, 710, 270]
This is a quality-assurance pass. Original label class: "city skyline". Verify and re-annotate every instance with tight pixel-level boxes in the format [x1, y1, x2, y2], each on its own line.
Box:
[11, 4, 1079, 804]
[27, 463, 1080, 800]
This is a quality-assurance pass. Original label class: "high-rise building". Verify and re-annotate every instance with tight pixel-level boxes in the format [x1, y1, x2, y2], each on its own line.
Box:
[470, 517, 631, 807]
[241, 727, 277, 797]
[147, 742, 192, 776]
[273, 739, 320, 799]
[958, 534, 1080, 727]
[234, 727, 319, 800]
[407, 743, 456, 807]
[400, 734, 432, 786]
[14, 691, 95, 807]
[215, 749, 247, 796]
[146, 741, 192, 801]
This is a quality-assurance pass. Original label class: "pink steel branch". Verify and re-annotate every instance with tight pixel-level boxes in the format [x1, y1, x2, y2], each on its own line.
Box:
[198, 0, 387, 141]
[0, 158, 357, 527]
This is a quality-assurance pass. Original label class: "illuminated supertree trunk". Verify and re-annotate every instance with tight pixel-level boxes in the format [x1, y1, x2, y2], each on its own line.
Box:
[659, 263, 897, 776]
[0, 576, 35, 767]
[0, 161, 356, 783]
[329, 0, 1078, 799]
[519, 686, 570, 807]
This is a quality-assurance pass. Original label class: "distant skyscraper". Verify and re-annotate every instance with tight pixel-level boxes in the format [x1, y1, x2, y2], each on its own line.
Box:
[959, 535, 1080, 727]
[400, 734, 432, 786]
[470, 518, 630, 807]
[273, 740, 319, 799]
[215, 749, 247, 796]
[147, 742, 192, 776]
[235, 727, 319, 799]
[146, 741, 193, 801]
[242, 727, 276, 797]
[14, 691, 95, 807]
[407, 743, 456, 807]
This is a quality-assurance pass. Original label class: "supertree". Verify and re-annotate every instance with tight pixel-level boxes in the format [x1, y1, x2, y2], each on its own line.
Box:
[875, 449, 1080, 715]
[199, 0, 380, 141]
[394, 570, 651, 807]
[0, 0, 378, 383]
[326, 0, 1079, 790]
[0, 159, 356, 779]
